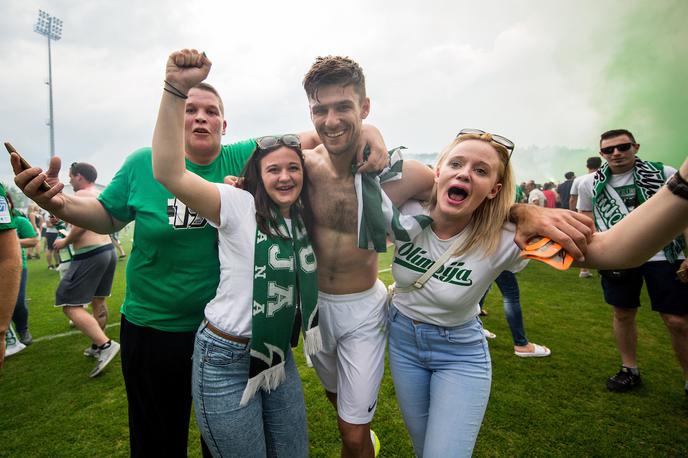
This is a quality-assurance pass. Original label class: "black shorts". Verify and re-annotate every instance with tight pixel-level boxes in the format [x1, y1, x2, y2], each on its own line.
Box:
[600, 260, 688, 315]
[45, 232, 58, 249]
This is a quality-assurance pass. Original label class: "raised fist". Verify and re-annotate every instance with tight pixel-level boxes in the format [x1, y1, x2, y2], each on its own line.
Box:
[165, 49, 212, 95]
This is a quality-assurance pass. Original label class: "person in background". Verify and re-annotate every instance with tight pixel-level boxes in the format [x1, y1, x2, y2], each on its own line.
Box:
[571, 156, 602, 278]
[557, 171, 575, 210]
[0, 182, 22, 368]
[5, 194, 38, 346]
[577, 129, 688, 395]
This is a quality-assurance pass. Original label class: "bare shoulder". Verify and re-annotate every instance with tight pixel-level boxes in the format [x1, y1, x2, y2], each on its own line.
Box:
[75, 187, 101, 199]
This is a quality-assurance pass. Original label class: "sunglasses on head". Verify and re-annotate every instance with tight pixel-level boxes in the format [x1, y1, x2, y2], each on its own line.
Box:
[255, 134, 301, 151]
[600, 142, 635, 155]
[456, 128, 515, 165]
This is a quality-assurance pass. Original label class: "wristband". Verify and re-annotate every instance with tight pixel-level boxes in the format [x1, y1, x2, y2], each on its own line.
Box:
[667, 172, 688, 200]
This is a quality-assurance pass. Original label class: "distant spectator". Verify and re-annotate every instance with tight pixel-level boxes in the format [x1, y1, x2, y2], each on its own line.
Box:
[542, 182, 558, 208]
[527, 182, 546, 206]
[557, 172, 575, 209]
[6, 194, 38, 346]
[570, 157, 601, 211]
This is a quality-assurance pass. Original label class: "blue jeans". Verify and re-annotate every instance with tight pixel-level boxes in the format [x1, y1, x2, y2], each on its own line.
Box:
[479, 271, 528, 346]
[192, 324, 308, 458]
[12, 268, 29, 333]
[388, 305, 491, 458]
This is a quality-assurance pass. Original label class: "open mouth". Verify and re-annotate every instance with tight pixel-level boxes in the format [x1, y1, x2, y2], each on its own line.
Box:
[324, 130, 345, 139]
[447, 186, 469, 204]
[193, 127, 211, 135]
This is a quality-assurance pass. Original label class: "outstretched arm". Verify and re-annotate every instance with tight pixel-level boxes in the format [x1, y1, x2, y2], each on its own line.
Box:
[510, 205, 594, 261]
[11, 155, 125, 234]
[152, 49, 221, 226]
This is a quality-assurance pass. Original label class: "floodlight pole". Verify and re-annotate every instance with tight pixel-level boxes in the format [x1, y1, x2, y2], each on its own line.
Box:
[46, 29, 55, 158]
[34, 10, 62, 159]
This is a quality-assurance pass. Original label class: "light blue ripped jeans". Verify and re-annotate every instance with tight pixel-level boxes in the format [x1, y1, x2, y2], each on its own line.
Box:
[388, 304, 491, 458]
[192, 323, 308, 458]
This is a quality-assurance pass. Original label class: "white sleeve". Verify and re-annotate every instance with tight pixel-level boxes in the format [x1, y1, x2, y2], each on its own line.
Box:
[570, 177, 581, 196]
[576, 177, 594, 212]
[210, 183, 255, 231]
[664, 165, 677, 182]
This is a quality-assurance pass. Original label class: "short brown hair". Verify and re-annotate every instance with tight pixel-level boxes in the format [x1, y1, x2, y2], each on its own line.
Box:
[69, 162, 97, 183]
[193, 82, 224, 115]
[303, 56, 366, 102]
[600, 129, 636, 144]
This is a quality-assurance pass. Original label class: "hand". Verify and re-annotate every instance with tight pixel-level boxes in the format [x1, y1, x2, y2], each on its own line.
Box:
[677, 259, 688, 283]
[52, 239, 67, 251]
[11, 154, 66, 212]
[165, 49, 212, 94]
[357, 125, 389, 173]
[223, 175, 243, 187]
[511, 205, 594, 261]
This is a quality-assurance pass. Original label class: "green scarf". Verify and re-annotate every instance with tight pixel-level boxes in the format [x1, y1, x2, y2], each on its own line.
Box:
[592, 157, 685, 263]
[354, 146, 433, 252]
[240, 208, 320, 406]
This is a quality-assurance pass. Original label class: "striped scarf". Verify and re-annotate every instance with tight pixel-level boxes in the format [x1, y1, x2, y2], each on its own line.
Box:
[592, 157, 685, 262]
[241, 208, 321, 406]
[354, 146, 433, 252]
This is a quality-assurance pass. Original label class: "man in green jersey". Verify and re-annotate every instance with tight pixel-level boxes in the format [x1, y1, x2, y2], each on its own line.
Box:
[12, 79, 389, 456]
[0, 183, 22, 369]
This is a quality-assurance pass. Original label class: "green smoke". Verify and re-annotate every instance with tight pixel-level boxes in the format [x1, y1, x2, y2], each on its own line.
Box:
[598, 0, 688, 168]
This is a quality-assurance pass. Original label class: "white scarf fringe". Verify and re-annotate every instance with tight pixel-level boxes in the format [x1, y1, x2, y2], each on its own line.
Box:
[239, 362, 286, 407]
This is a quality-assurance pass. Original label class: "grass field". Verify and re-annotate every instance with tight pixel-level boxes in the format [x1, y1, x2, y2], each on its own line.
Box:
[1, 229, 687, 457]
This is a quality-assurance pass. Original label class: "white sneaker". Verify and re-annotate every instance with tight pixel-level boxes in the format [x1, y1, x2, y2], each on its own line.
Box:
[83, 345, 100, 358]
[89, 341, 120, 378]
[579, 271, 593, 278]
[5, 341, 26, 357]
[4, 325, 27, 357]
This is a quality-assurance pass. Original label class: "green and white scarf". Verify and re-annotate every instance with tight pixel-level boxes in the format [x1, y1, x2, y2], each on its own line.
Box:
[241, 208, 320, 406]
[592, 157, 685, 263]
[354, 146, 433, 252]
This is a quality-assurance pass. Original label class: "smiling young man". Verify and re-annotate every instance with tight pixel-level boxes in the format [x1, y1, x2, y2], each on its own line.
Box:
[577, 129, 688, 394]
[302, 56, 433, 458]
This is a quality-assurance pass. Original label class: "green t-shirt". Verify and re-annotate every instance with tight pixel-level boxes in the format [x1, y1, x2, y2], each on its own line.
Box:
[0, 183, 16, 231]
[12, 210, 37, 269]
[98, 141, 256, 332]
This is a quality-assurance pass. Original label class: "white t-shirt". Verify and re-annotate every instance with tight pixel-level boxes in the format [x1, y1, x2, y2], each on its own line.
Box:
[204, 183, 259, 337]
[570, 172, 593, 197]
[577, 164, 677, 262]
[391, 203, 527, 327]
[528, 188, 546, 206]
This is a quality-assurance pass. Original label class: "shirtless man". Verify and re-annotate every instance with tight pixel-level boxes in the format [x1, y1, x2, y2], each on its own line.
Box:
[301, 56, 595, 457]
[53, 162, 120, 377]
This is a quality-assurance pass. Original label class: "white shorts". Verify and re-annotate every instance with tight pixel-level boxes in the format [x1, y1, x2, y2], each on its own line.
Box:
[310, 279, 388, 424]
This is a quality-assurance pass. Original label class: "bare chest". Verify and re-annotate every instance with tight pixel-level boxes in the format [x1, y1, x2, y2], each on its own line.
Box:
[309, 175, 358, 234]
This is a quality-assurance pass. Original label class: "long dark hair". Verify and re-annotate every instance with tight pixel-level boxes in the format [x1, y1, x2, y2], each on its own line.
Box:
[239, 144, 313, 239]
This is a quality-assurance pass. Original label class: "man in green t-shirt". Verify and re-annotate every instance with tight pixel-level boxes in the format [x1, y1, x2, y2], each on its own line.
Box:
[0, 183, 22, 369]
[11, 79, 389, 456]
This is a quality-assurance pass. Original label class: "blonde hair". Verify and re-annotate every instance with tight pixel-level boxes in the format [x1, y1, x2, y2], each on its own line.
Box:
[428, 133, 515, 257]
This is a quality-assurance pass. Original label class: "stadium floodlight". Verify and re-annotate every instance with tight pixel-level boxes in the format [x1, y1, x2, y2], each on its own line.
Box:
[34, 10, 63, 159]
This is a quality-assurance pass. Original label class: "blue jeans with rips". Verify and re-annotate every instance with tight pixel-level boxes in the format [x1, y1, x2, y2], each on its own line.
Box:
[388, 305, 491, 458]
[479, 270, 528, 346]
[192, 323, 308, 458]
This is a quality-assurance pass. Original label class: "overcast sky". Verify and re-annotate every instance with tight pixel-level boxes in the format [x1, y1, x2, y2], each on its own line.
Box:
[1, 0, 686, 188]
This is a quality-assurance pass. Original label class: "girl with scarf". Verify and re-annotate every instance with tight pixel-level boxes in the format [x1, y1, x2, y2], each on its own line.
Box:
[152, 50, 319, 457]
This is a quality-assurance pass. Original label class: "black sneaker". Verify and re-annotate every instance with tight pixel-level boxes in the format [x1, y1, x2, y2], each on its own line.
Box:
[607, 366, 642, 392]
